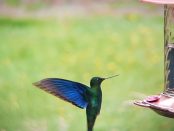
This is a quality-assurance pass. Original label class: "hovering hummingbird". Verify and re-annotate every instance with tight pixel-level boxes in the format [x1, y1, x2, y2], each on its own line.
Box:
[33, 75, 118, 131]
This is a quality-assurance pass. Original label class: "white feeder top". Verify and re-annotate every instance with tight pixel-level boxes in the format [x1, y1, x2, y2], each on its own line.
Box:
[141, 0, 174, 4]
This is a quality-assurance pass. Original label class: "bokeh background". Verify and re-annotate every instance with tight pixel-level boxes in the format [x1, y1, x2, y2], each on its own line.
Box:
[0, 0, 173, 131]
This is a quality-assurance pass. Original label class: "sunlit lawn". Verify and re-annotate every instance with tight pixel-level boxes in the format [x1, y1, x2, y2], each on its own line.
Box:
[0, 14, 173, 131]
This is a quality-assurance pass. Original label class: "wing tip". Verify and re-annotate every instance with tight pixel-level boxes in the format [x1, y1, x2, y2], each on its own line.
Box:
[32, 78, 55, 86]
[32, 81, 42, 87]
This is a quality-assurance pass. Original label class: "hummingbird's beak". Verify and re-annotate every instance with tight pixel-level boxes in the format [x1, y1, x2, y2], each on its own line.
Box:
[104, 74, 119, 80]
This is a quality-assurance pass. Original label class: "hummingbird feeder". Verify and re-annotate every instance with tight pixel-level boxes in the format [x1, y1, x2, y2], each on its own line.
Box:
[134, 0, 174, 118]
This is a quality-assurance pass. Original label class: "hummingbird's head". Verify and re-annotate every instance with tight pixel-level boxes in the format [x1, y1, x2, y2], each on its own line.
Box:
[90, 75, 119, 87]
[90, 77, 105, 87]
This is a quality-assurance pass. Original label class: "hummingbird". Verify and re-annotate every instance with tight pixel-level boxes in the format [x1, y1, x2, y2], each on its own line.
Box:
[33, 74, 118, 131]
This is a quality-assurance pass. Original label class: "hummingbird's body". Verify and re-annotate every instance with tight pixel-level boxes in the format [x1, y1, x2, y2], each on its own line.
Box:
[86, 83, 102, 131]
[33, 75, 118, 131]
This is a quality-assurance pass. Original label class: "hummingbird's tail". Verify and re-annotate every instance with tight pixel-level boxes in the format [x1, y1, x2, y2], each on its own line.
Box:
[87, 114, 97, 131]
[87, 121, 94, 131]
[88, 127, 93, 131]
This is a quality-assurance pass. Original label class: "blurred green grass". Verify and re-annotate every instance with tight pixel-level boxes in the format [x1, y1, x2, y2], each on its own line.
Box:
[0, 15, 173, 131]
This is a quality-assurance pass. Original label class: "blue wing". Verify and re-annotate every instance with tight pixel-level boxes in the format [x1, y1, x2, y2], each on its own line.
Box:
[33, 78, 89, 109]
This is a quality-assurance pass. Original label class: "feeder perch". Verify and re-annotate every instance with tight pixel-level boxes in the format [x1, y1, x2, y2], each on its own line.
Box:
[134, 0, 174, 118]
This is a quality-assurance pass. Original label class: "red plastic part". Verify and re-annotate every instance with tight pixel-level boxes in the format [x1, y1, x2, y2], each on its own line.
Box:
[145, 95, 160, 102]
[134, 94, 174, 118]
[141, 0, 174, 4]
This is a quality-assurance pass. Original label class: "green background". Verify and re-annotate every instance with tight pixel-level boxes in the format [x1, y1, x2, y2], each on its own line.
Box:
[0, 1, 173, 131]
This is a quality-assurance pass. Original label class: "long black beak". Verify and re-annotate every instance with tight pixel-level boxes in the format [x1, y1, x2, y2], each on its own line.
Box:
[103, 74, 119, 80]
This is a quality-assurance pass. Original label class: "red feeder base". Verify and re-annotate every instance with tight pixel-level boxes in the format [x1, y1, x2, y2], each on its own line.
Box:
[134, 93, 174, 118]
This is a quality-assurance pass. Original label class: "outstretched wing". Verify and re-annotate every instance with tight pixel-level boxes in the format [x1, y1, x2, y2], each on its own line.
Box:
[33, 78, 89, 109]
